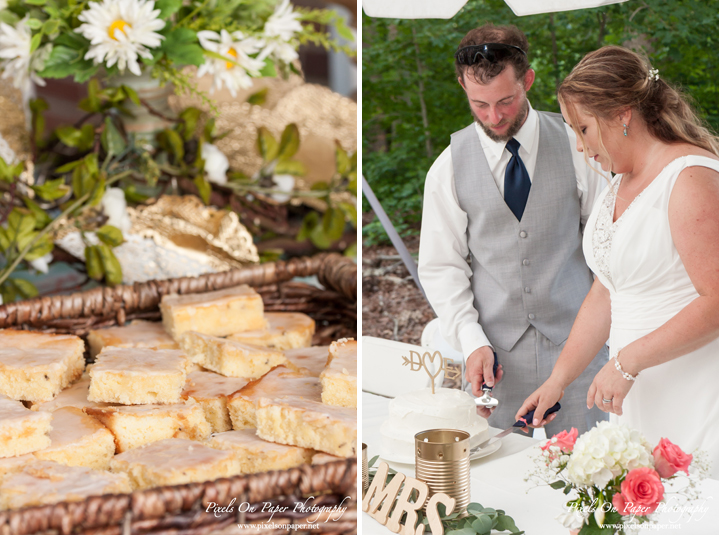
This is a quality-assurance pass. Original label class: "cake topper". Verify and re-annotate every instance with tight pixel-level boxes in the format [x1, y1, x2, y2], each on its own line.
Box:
[401, 350, 461, 394]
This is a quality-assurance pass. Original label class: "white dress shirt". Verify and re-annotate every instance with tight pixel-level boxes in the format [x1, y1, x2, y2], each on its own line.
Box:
[417, 104, 607, 361]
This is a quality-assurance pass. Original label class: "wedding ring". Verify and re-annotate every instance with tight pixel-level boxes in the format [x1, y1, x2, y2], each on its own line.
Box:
[602, 398, 613, 403]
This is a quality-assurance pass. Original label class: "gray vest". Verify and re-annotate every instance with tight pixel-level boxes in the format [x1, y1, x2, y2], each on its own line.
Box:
[451, 112, 593, 351]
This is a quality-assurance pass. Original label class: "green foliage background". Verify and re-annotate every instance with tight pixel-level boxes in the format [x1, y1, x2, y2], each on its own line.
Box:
[362, 0, 719, 244]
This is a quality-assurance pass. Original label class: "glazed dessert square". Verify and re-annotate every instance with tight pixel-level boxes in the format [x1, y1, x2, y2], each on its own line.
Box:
[227, 366, 321, 429]
[206, 429, 313, 473]
[311, 452, 344, 465]
[161, 285, 266, 340]
[88, 347, 188, 404]
[0, 455, 35, 480]
[0, 395, 52, 458]
[320, 339, 357, 408]
[87, 320, 178, 357]
[110, 438, 240, 490]
[180, 332, 285, 379]
[227, 312, 315, 350]
[29, 375, 102, 412]
[32, 407, 115, 470]
[0, 329, 85, 402]
[255, 396, 356, 458]
[181, 370, 250, 433]
[283, 346, 330, 377]
[84, 400, 210, 453]
[0, 460, 131, 510]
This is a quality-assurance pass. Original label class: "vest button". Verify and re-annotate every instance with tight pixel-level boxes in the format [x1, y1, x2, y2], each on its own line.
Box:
[524, 287, 531, 293]
[522, 259, 530, 266]
[528, 313, 535, 320]
[519, 230, 527, 238]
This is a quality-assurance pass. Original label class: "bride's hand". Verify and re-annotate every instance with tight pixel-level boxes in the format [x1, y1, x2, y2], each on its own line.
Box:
[587, 360, 634, 415]
[515, 378, 564, 428]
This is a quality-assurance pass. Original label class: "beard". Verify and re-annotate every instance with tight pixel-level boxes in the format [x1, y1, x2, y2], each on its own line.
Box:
[472, 97, 529, 143]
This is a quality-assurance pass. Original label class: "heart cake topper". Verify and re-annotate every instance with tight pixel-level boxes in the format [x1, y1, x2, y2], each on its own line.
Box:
[400, 350, 460, 394]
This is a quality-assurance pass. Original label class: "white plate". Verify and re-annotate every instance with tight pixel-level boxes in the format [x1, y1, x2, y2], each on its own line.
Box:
[380, 439, 502, 465]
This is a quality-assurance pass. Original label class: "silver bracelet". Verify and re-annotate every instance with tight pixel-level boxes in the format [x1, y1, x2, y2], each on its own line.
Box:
[612, 349, 638, 382]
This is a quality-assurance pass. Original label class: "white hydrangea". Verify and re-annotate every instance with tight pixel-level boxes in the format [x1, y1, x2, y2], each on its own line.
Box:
[566, 421, 654, 489]
[556, 508, 587, 530]
[201, 142, 229, 185]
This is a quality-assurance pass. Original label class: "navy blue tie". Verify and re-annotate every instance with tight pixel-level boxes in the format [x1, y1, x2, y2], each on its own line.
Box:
[504, 138, 531, 220]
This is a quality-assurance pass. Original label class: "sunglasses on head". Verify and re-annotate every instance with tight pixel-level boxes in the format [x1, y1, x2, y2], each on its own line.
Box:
[455, 43, 527, 65]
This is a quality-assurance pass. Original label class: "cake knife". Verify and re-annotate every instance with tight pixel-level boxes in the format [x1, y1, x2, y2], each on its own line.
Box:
[469, 402, 561, 454]
[474, 351, 499, 409]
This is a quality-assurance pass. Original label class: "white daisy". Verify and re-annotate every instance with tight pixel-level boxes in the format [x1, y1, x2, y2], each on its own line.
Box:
[0, 17, 50, 97]
[75, 0, 165, 76]
[196, 29, 264, 97]
[259, 0, 302, 65]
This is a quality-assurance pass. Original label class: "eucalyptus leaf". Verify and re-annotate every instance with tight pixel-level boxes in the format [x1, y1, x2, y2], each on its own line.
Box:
[550, 480, 566, 490]
[471, 515, 493, 534]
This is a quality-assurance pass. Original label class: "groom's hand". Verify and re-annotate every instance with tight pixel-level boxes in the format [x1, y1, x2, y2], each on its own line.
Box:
[466, 345, 502, 397]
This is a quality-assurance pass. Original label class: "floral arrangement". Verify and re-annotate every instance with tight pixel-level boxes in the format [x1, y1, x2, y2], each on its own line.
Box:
[526, 421, 710, 534]
[0, 0, 353, 99]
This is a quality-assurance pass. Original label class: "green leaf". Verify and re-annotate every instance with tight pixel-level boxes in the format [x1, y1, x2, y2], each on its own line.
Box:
[25, 234, 53, 261]
[563, 485, 573, 495]
[121, 84, 141, 106]
[30, 98, 48, 147]
[9, 278, 38, 299]
[0, 281, 17, 304]
[343, 242, 357, 258]
[322, 206, 345, 242]
[549, 480, 567, 490]
[348, 176, 357, 195]
[24, 0, 47, 4]
[38, 46, 85, 79]
[155, 0, 183, 18]
[29, 33, 42, 54]
[79, 78, 102, 113]
[273, 159, 305, 176]
[0, 11, 19, 26]
[96, 225, 124, 247]
[259, 59, 276, 77]
[338, 201, 357, 228]
[297, 211, 319, 242]
[54, 160, 83, 174]
[471, 515, 494, 534]
[161, 28, 204, 66]
[256, 127, 279, 162]
[56, 124, 94, 151]
[161, 128, 185, 162]
[0, 158, 14, 183]
[123, 184, 150, 203]
[84, 245, 103, 280]
[23, 197, 52, 229]
[335, 142, 351, 175]
[0, 227, 11, 251]
[26, 18, 43, 30]
[87, 174, 106, 207]
[178, 107, 202, 141]
[278, 124, 300, 160]
[247, 88, 268, 106]
[97, 243, 123, 285]
[194, 175, 211, 205]
[7, 209, 36, 245]
[334, 16, 354, 41]
[310, 181, 329, 191]
[203, 117, 216, 141]
[101, 116, 126, 156]
[41, 19, 59, 35]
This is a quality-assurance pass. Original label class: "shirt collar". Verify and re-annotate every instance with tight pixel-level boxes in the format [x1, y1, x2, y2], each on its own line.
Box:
[473, 101, 538, 157]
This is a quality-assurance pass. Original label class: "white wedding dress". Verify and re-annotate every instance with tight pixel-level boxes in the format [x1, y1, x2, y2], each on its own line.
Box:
[584, 155, 719, 478]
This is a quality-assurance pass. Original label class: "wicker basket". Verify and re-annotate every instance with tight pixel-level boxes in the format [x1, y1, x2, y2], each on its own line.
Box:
[0, 253, 357, 535]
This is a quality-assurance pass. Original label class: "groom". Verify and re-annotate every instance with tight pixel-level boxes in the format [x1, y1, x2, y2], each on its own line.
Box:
[417, 24, 607, 436]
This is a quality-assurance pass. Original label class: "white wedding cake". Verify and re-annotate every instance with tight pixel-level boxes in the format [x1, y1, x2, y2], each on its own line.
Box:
[380, 387, 488, 462]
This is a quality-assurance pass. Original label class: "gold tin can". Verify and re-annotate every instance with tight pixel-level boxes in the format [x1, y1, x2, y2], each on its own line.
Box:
[415, 429, 470, 515]
[362, 443, 369, 495]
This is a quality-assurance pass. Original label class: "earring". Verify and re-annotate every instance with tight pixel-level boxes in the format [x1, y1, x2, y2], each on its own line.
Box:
[623, 124, 628, 137]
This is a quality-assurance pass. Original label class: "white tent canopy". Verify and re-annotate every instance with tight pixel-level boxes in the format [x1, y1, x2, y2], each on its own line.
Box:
[362, 0, 629, 19]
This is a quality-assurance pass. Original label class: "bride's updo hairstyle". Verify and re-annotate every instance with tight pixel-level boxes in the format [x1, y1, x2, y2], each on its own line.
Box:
[558, 46, 719, 158]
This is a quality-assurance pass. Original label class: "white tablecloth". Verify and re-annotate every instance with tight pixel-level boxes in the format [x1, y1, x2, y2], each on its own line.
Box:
[360, 392, 719, 534]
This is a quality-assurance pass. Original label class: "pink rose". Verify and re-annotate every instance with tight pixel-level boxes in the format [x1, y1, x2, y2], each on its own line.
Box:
[541, 428, 578, 453]
[653, 438, 692, 478]
[612, 467, 664, 516]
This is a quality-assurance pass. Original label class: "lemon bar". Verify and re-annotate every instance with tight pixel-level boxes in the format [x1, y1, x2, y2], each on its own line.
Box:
[283, 346, 330, 377]
[110, 438, 240, 490]
[0, 395, 52, 458]
[161, 286, 266, 340]
[181, 371, 250, 433]
[0, 455, 35, 480]
[0, 460, 130, 510]
[180, 332, 285, 379]
[84, 400, 210, 453]
[320, 339, 357, 408]
[32, 407, 115, 470]
[227, 312, 315, 350]
[87, 320, 178, 357]
[88, 347, 188, 405]
[227, 366, 321, 430]
[0, 329, 85, 402]
[206, 429, 313, 473]
[255, 397, 356, 458]
[30, 375, 102, 412]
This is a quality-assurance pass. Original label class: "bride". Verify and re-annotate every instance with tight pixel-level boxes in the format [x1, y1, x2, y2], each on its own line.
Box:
[516, 46, 719, 477]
